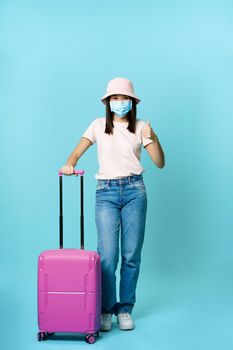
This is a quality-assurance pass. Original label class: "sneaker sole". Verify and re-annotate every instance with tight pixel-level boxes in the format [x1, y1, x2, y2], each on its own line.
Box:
[100, 325, 112, 332]
[118, 324, 135, 331]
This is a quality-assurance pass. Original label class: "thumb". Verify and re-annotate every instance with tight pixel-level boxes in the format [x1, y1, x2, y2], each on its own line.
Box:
[146, 120, 150, 127]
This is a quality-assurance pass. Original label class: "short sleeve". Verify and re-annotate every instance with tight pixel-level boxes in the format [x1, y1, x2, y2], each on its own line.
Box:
[82, 120, 96, 144]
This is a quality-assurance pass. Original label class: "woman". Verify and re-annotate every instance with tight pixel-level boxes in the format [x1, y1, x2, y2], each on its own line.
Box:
[61, 77, 165, 331]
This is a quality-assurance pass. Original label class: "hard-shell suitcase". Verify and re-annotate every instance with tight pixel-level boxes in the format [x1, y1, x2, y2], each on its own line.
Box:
[37, 170, 101, 344]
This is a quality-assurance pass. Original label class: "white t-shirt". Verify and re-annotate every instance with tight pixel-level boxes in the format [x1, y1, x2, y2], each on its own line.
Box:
[82, 117, 154, 179]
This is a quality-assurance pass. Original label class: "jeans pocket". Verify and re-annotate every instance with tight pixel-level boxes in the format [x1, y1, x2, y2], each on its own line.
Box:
[96, 183, 108, 192]
[132, 181, 146, 191]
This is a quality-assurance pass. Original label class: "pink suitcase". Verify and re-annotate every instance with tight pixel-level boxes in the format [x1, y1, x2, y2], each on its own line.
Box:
[37, 170, 101, 344]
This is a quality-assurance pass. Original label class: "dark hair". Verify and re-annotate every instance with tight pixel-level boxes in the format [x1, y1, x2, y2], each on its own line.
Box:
[105, 97, 137, 134]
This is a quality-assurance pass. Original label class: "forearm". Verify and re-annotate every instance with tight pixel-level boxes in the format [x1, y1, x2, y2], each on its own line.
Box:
[146, 135, 165, 168]
[66, 137, 92, 167]
[66, 152, 78, 167]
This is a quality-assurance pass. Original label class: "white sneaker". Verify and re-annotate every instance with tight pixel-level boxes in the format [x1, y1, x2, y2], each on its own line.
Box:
[117, 312, 135, 330]
[100, 313, 112, 331]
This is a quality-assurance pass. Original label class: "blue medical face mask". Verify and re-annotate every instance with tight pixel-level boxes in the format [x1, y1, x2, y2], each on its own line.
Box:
[110, 100, 132, 117]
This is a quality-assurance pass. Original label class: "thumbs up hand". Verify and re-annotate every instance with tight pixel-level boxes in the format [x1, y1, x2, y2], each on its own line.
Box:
[142, 120, 158, 141]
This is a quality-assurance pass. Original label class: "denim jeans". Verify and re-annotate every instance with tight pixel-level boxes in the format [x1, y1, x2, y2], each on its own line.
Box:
[95, 174, 147, 315]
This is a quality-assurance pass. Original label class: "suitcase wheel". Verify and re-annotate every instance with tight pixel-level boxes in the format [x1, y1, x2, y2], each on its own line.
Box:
[37, 332, 46, 341]
[85, 334, 96, 344]
[37, 332, 54, 341]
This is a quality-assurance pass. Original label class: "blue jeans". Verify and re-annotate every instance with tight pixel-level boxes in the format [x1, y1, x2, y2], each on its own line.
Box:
[95, 174, 147, 315]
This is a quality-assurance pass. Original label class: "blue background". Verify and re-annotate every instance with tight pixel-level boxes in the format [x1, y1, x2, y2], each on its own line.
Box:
[1, 1, 233, 349]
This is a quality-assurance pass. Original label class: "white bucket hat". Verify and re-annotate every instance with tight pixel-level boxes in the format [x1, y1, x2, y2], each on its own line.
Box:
[101, 77, 141, 104]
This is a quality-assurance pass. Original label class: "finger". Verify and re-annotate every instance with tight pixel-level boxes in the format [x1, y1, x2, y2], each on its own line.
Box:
[142, 131, 149, 139]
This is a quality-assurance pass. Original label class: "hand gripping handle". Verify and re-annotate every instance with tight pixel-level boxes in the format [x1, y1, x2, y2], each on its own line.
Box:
[58, 169, 85, 176]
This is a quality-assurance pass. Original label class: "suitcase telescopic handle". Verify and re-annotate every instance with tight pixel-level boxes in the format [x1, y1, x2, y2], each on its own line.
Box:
[58, 170, 85, 250]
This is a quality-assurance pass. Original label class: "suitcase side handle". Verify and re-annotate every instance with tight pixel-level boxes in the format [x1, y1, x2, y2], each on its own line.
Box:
[58, 170, 85, 250]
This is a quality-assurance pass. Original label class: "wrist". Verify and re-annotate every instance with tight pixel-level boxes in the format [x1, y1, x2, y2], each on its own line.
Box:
[151, 132, 159, 143]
